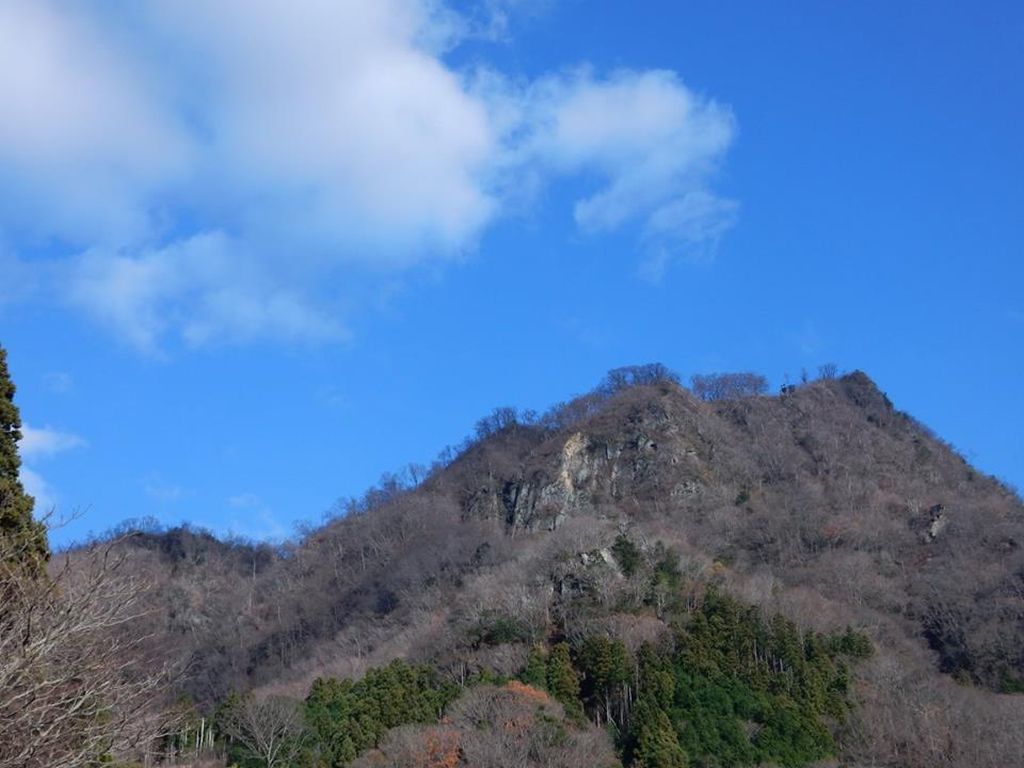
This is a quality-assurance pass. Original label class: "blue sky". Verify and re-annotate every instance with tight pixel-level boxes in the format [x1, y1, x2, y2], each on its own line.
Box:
[1, 1, 1021, 547]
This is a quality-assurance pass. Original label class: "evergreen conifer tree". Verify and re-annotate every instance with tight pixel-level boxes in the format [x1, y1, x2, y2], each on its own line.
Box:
[631, 699, 687, 768]
[0, 345, 48, 570]
[521, 645, 549, 690]
[546, 642, 582, 717]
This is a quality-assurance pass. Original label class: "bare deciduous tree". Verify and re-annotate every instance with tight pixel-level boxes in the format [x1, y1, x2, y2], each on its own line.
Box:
[0, 533, 172, 768]
[817, 362, 839, 380]
[219, 694, 306, 768]
[690, 372, 769, 401]
[601, 364, 680, 395]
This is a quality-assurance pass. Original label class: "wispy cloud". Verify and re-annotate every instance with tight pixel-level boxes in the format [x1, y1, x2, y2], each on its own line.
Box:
[19, 424, 86, 459]
[316, 386, 352, 410]
[142, 476, 188, 503]
[228, 492, 262, 510]
[794, 320, 824, 357]
[0, 0, 737, 350]
[226, 492, 287, 540]
[0, 247, 41, 305]
[17, 424, 86, 513]
[641, 191, 739, 280]
[561, 315, 616, 350]
[68, 232, 349, 353]
[523, 69, 735, 233]
[19, 466, 55, 513]
[43, 372, 74, 394]
[458, 0, 555, 42]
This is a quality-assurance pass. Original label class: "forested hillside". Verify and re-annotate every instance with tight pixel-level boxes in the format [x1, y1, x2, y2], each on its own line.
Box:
[9, 363, 1024, 767]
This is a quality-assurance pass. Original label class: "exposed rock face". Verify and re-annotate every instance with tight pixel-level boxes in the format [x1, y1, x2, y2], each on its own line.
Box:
[924, 504, 949, 542]
[464, 395, 714, 532]
[466, 433, 601, 532]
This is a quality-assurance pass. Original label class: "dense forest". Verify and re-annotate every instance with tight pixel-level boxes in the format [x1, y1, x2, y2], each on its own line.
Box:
[2, 349, 1023, 767]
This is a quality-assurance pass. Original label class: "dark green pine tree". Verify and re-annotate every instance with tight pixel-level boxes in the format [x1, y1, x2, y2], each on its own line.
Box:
[0, 345, 48, 570]
[637, 643, 676, 710]
[521, 644, 549, 690]
[579, 636, 632, 725]
[546, 642, 582, 717]
[630, 699, 688, 768]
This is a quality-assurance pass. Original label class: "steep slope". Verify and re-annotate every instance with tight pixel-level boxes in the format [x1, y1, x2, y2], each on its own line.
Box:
[84, 368, 1024, 766]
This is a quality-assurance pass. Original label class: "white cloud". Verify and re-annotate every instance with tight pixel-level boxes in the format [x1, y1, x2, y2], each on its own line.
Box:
[18, 424, 86, 459]
[0, 0, 738, 349]
[0, 0, 191, 245]
[19, 466, 56, 512]
[67, 232, 348, 352]
[518, 68, 737, 272]
[17, 424, 85, 515]
[146, 0, 497, 261]
[641, 190, 739, 279]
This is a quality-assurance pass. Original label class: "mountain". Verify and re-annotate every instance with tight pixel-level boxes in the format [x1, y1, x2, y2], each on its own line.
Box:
[77, 367, 1024, 767]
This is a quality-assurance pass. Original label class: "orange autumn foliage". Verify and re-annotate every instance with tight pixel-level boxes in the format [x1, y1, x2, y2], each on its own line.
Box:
[504, 680, 551, 704]
[420, 728, 460, 768]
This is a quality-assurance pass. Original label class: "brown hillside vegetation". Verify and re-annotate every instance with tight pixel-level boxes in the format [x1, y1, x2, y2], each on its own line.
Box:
[75, 367, 1024, 766]
[351, 682, 618, 768]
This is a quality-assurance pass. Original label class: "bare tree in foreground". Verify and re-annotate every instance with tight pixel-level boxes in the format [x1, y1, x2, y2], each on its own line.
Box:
[219, 694, 307, 768]
[0, 532, 172, 768]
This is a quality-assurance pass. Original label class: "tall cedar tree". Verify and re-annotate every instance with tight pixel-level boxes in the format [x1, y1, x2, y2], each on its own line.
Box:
[0, 345, 47, 570]
[521, 645, 549, 690]
[546, 643, 582, 717]
[630, 699, 688, 768]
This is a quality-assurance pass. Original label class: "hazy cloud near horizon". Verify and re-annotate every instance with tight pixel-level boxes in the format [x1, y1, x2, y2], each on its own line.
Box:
[18, 424, 86, 459]
[16, 424, 87, 516]
[0, 0, 736, 351]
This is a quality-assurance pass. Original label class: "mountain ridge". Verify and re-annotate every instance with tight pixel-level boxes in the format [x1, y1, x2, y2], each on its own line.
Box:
[74, 366, 1024, 766]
